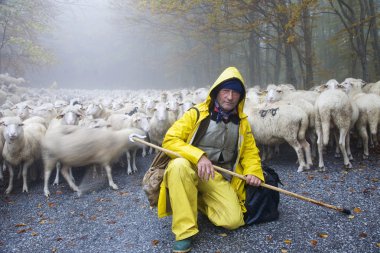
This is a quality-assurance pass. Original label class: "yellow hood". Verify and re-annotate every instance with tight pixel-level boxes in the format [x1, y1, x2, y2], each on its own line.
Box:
[205, 66, 247, 117]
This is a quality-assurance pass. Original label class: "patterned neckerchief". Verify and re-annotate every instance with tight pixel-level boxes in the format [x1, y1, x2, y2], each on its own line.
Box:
[213, 101, 238, 124]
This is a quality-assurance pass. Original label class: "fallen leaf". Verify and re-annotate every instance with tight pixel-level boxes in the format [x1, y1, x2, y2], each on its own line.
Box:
[348, 215, 355, 219]
[31, 232, 38, 236]
[39, 219, 47, 225]
[56, 237, 63, 241]
[284, 239, 292, 245]
[218, 233, 227, 237]
[17, 229, 27, 234]
[106, 220, 116, 225]
[318, 233, 328, 238]
[310, 240, 318, 246]
[89, 215, 97, 221]
[353, 207, 362, 213]
[266, 235, 273, 241]
[371, 178, 379, 182]
[323, 175, 330, 180]
[280, 249, 288, 253]
[359, 232, 367, 238]
[37, 203, 42, 208]
[4, 197, 15, 204]
[307, 175, 314, 180]
[96, 198, 111, 202]
[376, 242, 380, 247]
[55, 190, 63, 195]
[52, 247, 58, 253]
[15, 223, 27, 227]
[118, 191, 129, 196]
[151, 239, 159, 246]
[48, 202, 56, 208]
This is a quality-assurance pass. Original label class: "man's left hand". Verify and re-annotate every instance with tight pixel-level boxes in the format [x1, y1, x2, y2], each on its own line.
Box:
[245, 174, 261, 187]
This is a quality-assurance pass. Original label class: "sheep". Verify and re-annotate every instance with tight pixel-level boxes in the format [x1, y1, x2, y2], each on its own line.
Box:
[341, 78, 380, 158]
[148, 102, 171, 152]
[32, 103, 58, 124]
[314, 79, 353, 170]
[1, 116, 46, 194]
[245, 102, 312, 172]
[266, 84, 317, 158]
[192, 87, 208, 104]
[86, 102, 111, 119]
[106, 112, 150, 172]
[49, 104, 84, 186]
[42, 125, 146, 197]
[362, 80, 380, 96]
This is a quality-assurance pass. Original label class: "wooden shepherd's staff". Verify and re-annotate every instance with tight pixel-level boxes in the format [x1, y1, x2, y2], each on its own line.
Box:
[129, 134, 351, 215]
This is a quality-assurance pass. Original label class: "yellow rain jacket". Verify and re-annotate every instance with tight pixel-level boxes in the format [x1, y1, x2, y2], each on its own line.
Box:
[158, 66, 264, 218]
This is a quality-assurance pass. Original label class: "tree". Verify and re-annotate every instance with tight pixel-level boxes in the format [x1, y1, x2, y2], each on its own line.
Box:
[0, 0, 55, 75]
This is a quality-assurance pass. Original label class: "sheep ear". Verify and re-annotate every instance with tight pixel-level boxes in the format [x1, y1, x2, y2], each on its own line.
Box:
[57, 114, 64, 119]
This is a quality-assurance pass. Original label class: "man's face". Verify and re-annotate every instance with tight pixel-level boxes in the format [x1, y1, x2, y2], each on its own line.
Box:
[216, 88, 241, 112]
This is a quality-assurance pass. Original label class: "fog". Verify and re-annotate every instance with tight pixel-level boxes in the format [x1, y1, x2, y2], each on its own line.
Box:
[27, 0, 176, 90]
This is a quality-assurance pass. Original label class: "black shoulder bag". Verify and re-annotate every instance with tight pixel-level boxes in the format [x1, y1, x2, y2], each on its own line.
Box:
[244, 165, 282, 225]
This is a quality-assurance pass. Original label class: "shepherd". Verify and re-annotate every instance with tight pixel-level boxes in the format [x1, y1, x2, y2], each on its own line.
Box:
[157, 67, 267, 252]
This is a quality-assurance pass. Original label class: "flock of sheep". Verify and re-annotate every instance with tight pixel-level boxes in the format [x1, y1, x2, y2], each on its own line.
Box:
[0, 73, 379, 197]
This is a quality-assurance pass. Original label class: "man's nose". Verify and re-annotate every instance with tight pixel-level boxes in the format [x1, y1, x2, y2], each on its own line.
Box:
[226, 90, 233, 99]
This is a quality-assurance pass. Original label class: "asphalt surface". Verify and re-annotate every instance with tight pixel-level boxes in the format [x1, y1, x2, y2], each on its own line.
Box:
[0, 144, 379, 253]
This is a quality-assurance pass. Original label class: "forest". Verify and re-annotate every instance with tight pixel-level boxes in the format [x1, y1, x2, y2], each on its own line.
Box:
[0, 0, 379, 89]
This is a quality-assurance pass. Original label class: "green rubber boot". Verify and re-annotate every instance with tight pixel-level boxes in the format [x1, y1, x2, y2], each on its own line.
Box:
[172, 237, 192, 253]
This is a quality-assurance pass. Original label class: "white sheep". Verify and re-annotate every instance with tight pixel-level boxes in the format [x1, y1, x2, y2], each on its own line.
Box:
[314, 79, 353, 170]
[341, 78, 380, 158]
[85, 102, 111, 119]
[42, 125, 146, 197]
[1, 116, 46, 194]
[246, 102, 312, 172]
[266, 84, 317, 158]
[148, 102, 171, 152]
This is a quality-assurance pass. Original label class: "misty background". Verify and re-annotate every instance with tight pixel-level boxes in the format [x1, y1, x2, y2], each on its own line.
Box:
[1, 0, 379, 90]
[27, 0, 178, 90]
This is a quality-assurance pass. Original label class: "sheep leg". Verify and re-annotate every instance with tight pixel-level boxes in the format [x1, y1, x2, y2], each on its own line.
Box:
[287, 139, 308, 172]
[0, 162, 3, 181]
[142, 146, 147, 158]
[357, 125, 369, 159]
[126, 150, 132, 175]
[60, 165, 81, 196]
[132, 149, 138, 173]
[69, 167, 75, 182]
[5, 165, 14, 194]
[300, 139, 313, 167]
[307, 130, 318, 159]
[44, 159, 56, 197]
[346, 132, 353, 161]
[17, 165, 22, 179]
[339, 128, 352, 169]
[22, 162, 32, 193]
[53, 162, 61, 185]
[333, 131, 341, 158]
[104, 165, 118, 190]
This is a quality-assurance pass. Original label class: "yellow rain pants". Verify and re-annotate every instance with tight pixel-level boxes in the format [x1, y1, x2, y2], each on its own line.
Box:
[163, 158, 245, 240]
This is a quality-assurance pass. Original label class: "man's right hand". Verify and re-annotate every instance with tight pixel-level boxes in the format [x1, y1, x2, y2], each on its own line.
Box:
[197, 155, 215, 181]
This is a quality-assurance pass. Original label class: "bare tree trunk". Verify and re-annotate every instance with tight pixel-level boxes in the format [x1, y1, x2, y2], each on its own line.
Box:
[274, 37, 282, 84]
[331, 0, 369, 81]
[368, 0, 380, 80]
[248, 31, 262, 86]
[302, 2, 314, 89]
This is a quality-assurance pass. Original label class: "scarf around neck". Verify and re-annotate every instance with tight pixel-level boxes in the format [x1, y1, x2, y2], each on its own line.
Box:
[213, 101, 238, 123]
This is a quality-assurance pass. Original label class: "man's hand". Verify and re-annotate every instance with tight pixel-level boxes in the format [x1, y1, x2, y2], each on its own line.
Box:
[245, 174, 261, 187]
[197, 155, 215, 181]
